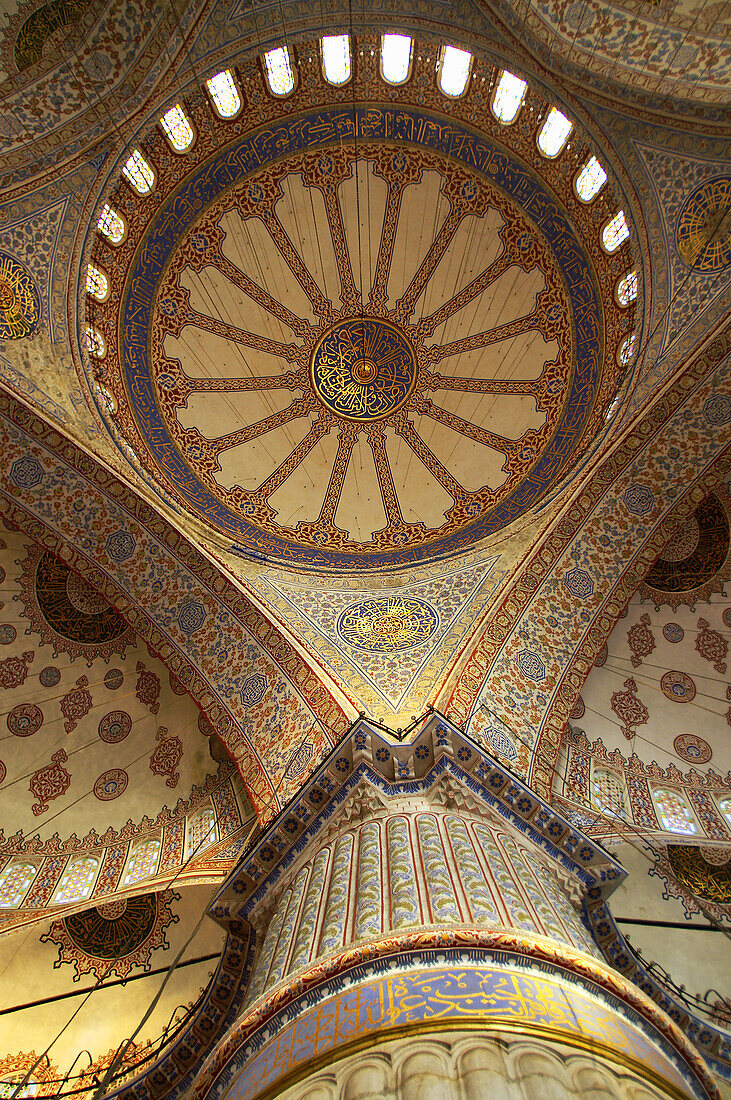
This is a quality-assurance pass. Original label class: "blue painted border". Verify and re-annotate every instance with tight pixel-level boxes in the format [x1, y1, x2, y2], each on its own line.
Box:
[121, 105, 602, 568]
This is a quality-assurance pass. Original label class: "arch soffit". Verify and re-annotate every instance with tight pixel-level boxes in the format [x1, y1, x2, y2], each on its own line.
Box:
[0, 386, 353, 818]
[440, 324, 731, 799]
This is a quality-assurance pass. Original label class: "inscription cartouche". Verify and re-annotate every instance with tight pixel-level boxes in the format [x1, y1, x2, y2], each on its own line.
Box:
[311, 318, 417, 420]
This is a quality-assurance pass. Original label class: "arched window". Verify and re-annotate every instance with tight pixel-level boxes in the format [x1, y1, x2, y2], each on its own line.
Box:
[186, 806, 217, 859]
[491, 70, 527, 124]
[717, 797, 731, 830]
[616, 270, 638, 306]
[206, 70, 241, 118]
[0, 1078, 39, 1098]
[159, 104, 195, 152]
[591, 769, 627, 818]
[574, 156, 606, 203]
[263, 46, 295, 96]
[52, 856, 99, 904]
[537, 108, 572, 158]
[0, 861, 37, 908]
[618, 333, 638, 367]
[380, 34, 412, 85]
[602, 210, 630, 253]
[123, 838, 161, 885]
[321, 34, 351, 85]
[651, 788, 697, 835]
[97, 203, 126, 245]
[83, 324, 106, 359]
[86, 263, 109, 301]
[122, 148, 155, 195]
[437, 45, 472, 97]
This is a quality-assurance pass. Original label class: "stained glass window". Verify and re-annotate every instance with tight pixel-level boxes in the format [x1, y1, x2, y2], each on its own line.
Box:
[438, 45, 472, 97]
[186, 806, 217, 859]
[575, 156, 607, 203]
[160, 104, 195, 152]
[619, 333, 637, 367]
[206, 69, 241, 118]
[537, 108, 572, 157]
[591, 769, 627, 817]
[0, 1079, 39, 1098]
[123, 838, 161, 884]
[52, 856, 99, 904]
[86, 263, 108, 301]
[263, 47, 295, 96]
[717, 797, 731, 829]
[97, 203, 125, 245]
[602, 210, 630, 253]
[381, 34, 412, 84]
[492, 70, 527, 124]
[0, 861, 37, 907]
[83, 324, 105, 359]
[122, 148, 155, 195]
[651, 788, 697, 835]
[617, 270, 638, 306]
[321, 34, 351, 85]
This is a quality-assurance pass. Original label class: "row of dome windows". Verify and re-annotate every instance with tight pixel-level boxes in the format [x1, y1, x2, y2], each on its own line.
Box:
[0, 807, 217, 909]
[89, 36, 633, 245]
[591, 769, 728, 836]
[84, 35, 638, 372]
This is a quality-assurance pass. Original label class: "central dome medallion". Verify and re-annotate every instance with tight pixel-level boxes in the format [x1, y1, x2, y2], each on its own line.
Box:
[311, 318, 417, 420]
[105, 94, 625, 570]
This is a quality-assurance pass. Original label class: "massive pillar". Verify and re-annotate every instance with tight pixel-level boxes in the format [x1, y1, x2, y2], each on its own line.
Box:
[191, 715, 720, 1100]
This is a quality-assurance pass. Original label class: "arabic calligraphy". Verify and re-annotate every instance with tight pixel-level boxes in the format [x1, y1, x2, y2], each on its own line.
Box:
[311, 318, 417, 420]
[337, 596, 439, 651]
[0, 253, 40, 340]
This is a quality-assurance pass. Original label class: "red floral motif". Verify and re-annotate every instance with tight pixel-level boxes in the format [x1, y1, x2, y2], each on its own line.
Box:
[60, 675, 92, 733]
[696, 617, 728, 673]
[0, 650, 34, 689]
[610, 677, 649, 740]
[626, 613, 655, 668]
[149, 726, 182, 788]
[136, 661, 160, 714]
[0, 1051, 59, 1095]
[30, 749, 71, 816]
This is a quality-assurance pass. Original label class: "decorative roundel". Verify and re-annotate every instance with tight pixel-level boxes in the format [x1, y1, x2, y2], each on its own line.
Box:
[7, 703, 43, 737]
[96, 88, 628, 570]
[0, 251, 41, 339]
[724, 608, 731, 629]
[642, 493, 730, 607]
[660, 670, 696, 703]
[39, 666, 61, 687]
[0, 624, 16, 644]
[65, 893, 156, 957]
[93, 769, 128, 800]
[285, 743, 314, 779]
[337, 596, 439, 652]
[104, 668, 124, 690]
[570, 696, 585, 720]
[662, 623, 684, 643]
[16, 547, 134, 662]
[674, 733, 712, 765]
[700, 846, 731, 867]
[676, 178, 731, 273]
[0, 761, 5, 785]
[311, 318, 418, 420]
[98, 710, 132, 744]
[0, 566, 4, 584]
[595, 644, 608, 667]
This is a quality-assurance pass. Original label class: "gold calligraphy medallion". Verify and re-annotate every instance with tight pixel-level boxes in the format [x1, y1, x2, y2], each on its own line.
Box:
[311, 317, 417, 421]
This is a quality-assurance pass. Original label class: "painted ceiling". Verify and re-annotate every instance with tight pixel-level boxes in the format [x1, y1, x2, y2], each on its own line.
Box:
[0, 0, 728, 1092]
[87, 39, 633, 571]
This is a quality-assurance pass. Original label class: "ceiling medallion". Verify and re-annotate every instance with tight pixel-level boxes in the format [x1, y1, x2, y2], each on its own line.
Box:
[311, 318, 417, 420]
[337, 596, 439, 652]
[97, 90, 627, 569]
[0, 251, 40, 340]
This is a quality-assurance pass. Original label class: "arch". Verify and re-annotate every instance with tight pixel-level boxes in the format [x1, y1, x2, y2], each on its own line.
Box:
[186, 805, 217, 859]
[650, 788, 697, 834]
